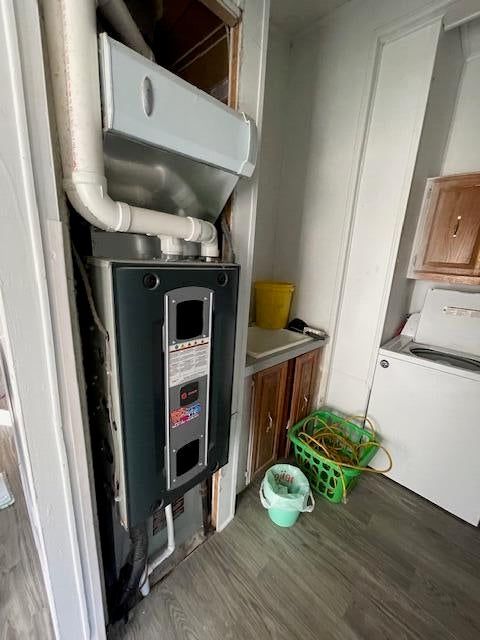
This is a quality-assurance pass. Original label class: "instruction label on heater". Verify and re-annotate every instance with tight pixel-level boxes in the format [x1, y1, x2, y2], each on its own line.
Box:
[168, 338, 209, 388]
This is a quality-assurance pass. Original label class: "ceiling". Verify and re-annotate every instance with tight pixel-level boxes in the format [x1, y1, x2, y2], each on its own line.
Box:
[269, 0, 351, 36]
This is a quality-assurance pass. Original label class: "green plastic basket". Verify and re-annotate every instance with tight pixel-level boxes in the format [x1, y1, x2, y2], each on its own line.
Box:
[288, 410, 378, 503]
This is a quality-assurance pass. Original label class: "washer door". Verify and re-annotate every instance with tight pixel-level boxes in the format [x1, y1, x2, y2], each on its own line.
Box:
[409, 347, 480, 372]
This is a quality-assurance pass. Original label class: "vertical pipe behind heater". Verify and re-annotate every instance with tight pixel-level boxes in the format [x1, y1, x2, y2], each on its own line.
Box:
[139, 504, 175, 597]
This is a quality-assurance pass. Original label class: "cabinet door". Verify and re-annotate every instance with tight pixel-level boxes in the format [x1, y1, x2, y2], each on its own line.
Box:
[250, 362, 288, 478]
[289, 350, 320, 426]
[412, 173, 480, 279]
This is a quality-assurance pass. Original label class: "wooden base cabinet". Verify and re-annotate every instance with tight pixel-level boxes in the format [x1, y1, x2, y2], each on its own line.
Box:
[248, 348, 321, 480]
[249, 362, 288, 479]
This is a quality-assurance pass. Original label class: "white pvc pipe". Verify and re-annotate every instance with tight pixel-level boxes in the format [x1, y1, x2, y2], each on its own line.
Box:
[97, 0, 155, 61]
[139, 503, 175, 597]
[43, 0, 218, 258]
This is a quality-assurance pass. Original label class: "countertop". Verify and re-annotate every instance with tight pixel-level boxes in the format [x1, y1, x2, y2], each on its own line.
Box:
[245, 336, 327, 377]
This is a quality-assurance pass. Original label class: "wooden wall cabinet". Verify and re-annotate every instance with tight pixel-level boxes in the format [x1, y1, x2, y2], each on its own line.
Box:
[409, 173, 480, 283]
[248, 349, 321, 480]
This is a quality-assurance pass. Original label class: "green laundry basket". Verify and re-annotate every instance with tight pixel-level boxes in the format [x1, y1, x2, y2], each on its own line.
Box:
[260, 464, 314, 527]
[288, 409, 379, 503]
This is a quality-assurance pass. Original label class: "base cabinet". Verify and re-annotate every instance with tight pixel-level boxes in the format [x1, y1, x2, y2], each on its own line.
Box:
[249, 362, 288, 479]
[248, 349, 321, 480]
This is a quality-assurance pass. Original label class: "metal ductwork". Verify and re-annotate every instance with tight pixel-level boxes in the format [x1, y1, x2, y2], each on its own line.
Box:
[43, 0, 257, 257]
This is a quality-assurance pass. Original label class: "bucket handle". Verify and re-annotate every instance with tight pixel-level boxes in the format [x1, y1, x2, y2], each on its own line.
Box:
[259, 480, 271, 509]
[303, 489, 315, 513]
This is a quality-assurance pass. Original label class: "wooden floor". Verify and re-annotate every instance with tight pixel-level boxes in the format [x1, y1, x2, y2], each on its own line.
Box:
[0, 419, 53, 639]
[110, 473, 480, 640]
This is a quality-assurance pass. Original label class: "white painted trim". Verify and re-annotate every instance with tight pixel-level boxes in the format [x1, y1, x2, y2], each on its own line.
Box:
[0, 1, 106, 637]
[323, 4, 455, 409]
[444, 0, 480, 30]
[364, 21, 444, 392]
[214, 0, 270, 530]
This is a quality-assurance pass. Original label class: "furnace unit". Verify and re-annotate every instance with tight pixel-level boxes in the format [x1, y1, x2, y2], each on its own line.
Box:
[90, 259, 239, 530]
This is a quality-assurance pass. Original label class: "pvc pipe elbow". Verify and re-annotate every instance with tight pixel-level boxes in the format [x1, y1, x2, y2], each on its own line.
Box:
[201, 240, 220, 258]
[185, 217, 219, 257]
[65, 176, 220, 257]
[65, 173, 131, 232]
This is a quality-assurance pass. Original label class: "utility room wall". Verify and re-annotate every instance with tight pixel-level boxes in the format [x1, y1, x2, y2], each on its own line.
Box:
[252, 26, 291, 284]
[269, 0, 445, 412]
[409, 18, 480, 313]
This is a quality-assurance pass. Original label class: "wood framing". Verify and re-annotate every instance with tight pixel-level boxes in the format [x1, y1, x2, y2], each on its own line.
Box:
[199, 0, 241, 27]
[0, 1, 106, 637]
[213, 0, 270, 531]
[211, 18, 242, 530]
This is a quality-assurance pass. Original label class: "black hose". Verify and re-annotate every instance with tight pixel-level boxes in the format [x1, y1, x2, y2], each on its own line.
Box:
[114, 523, 148, 619]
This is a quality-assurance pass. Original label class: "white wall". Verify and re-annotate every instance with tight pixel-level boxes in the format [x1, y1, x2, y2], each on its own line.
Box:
[252, 26, 291, 283]
[409, 17, 480, 312]
[326, 19, 442, 412]
[382, 27, 464, 342]
[442, 19, 480, 173]
[270, 0, 453, 410]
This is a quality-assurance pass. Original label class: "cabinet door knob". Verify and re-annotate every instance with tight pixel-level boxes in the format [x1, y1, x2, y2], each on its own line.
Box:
[266, 412, 273, 432]
[452, 215, 462, 238]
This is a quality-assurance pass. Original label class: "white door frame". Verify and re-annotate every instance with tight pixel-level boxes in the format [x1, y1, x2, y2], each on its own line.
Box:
[1, 0, 271, 635]
[321, 1, 459, 413]
[0, 1, 105, 637]
[213, 0, 270, 530]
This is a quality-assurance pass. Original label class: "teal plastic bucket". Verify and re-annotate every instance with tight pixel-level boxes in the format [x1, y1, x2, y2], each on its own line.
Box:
[268, 506, 301, 528]
[260, 464, 314, 528]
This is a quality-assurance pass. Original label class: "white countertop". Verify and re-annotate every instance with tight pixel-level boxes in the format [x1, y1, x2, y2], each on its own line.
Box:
[244, 336, 327, 377]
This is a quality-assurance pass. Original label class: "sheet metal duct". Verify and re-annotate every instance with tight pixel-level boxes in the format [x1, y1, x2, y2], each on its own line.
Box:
[99, 35, 257, 223]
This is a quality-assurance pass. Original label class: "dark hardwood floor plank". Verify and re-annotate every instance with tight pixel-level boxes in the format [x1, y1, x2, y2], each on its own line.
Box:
[110, 474, 480, 640]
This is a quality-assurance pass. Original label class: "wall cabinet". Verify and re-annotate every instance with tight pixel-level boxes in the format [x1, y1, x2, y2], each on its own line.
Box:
[409, 173, 480, 283]
[248, 349, 321, 480]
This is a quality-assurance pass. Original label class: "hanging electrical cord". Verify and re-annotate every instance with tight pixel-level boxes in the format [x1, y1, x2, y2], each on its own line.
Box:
[73, 245, 149, 616]
[297, 415, 392, 503]
[72, 245, 118, 496]
[72, 245, 108, 339]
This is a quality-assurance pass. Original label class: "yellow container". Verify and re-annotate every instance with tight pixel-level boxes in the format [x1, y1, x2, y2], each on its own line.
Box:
[254, 281, 295, 329]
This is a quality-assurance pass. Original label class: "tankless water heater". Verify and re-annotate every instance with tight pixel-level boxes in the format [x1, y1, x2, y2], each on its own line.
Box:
[89, 259, 239, 529]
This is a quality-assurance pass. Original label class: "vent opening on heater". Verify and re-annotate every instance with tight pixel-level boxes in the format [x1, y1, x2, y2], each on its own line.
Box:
[176, 439, 200, 476]
[176, 300, 204, 340]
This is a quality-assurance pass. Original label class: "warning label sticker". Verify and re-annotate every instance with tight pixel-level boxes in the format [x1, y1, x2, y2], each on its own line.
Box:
[170, 402, 201, 428]
[168, 340, 209, 388]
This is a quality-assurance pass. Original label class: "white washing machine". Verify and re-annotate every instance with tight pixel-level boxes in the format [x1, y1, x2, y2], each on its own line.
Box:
[368, 289, 480, 525]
